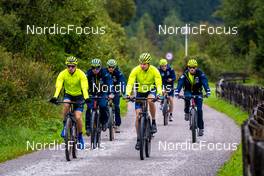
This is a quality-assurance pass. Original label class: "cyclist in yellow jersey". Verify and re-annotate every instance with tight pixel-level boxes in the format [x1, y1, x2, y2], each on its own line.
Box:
[50, 56, 89, 149]
[126, 52, 163, 150]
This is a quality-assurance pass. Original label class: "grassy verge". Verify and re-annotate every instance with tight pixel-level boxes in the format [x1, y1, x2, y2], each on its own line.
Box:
[0, 98, 128, 163]
[120, 98, 128, 117]
[0, 100, 62, 163]
[204, 83, 248, 176]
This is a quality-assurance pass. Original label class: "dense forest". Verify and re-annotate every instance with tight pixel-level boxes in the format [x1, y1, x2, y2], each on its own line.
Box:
[0, 0, 263, 161]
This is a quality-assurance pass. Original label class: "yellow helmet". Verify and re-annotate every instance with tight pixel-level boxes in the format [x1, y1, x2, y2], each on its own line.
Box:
[65, 56, 78, 65]
[187, 59, 198, 67]
[139, 52, 151, 64]
[159, 59, 168, 66]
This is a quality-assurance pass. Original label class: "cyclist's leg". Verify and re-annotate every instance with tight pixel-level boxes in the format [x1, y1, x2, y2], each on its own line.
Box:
[184, 91, 191, 121]
[195, 97, 204, 129]
[148, 91, 157, 133]
[73, 96, 84, 133]
[135, 97, 142, 150]
[61, 95, 71, 137]
[168, 88, 174, 114]
[85, 100, 93, 133]
[148, 92, 156, 120]
[99, 94, 108, 130]
[113, 93, 121, 126]
[63, 94, 71, 118]
[73, 96, 85, 149]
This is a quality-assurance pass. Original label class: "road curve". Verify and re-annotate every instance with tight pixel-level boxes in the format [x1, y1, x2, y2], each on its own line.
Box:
[0, 99, 240, 176]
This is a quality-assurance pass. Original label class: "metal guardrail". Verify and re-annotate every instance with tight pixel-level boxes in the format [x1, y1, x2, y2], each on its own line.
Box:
[242, 103, 264, 176]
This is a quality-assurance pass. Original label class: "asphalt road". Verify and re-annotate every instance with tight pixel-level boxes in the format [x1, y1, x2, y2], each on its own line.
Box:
[0, 99, 240, 176]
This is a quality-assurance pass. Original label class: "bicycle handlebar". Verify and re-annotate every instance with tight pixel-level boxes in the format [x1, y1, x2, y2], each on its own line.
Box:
[177, 94, 208, 100]
[123, 96, 160, 102]
[55, 101, 85, 105]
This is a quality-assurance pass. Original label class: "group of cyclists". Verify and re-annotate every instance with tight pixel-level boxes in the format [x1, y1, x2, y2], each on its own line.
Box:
[50, 52, 210, 150]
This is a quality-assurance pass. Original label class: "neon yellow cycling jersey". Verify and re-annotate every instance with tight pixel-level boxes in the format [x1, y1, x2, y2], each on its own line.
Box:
[126, 65, 162, 96]
[54, 68, 89, 99]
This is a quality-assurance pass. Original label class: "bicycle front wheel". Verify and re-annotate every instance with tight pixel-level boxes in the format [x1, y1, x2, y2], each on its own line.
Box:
[65, 117, 73, 161]
[108, 107, 114, 141]
[139, 114, 146, 160]
[145, 118, 152, 158]
[162, 99, 169, 126]
[190, 108, 197, 143]
[72, 123, 78, 159]
[91, 111, 97, 149]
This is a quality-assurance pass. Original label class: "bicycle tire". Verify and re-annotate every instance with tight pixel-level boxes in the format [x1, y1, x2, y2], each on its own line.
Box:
[72, 123, 78, 159]
[139, 114, 146, 160]
[96, 112, 101, 148]
[108, 107, 114, 141]
[162, 99, 169, 126]
[145, 118, 151, 158]
[91, 111, 97, 149]
[190, 108, 197, 143]
[65, 116, 73, 161]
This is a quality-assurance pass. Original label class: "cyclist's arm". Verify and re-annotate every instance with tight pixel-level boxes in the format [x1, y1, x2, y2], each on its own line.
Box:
[175, 74, 186, 93]
[54, 71, 64, 98]
[80, 71, 89, 99]
[126, 67, 137, 96]
[154, 68, 163, 95]
[200, 73, 210, 94]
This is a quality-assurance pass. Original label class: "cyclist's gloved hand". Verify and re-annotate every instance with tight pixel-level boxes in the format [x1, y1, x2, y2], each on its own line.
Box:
[206, 92, 211, 97]
[109, 93, 115, 99]
[85, 98, 90, 104]
[175, 92, 179, 98]
[157, 94, 164, 100]
[49, 97, 58, 104]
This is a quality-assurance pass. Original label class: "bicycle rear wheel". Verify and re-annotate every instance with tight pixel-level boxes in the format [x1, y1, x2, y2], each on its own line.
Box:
[162, 99, 169, 126]
[139, 114, 146, 160]
[145, 118, 151, 158]
[65, 117, 73, 161]
[108, 107, 114, 141]
[190, 109, 197, 143]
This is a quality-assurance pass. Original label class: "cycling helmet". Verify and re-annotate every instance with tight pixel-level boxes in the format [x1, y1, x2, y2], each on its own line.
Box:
[65, 56, 78, 65]
[187, 59, 198, 67]
[159, 59, 168, 66]
[91, 58, 102, 67]
[139, 52, 151, 64]
[107, 59, 117, 68]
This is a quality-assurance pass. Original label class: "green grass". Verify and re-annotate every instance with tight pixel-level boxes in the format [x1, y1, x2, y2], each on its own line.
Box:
[0, 98, 128, 163]
[120, 99, 128, 117]
[204, 83, 248, 176]
[0, 99, 62, 163]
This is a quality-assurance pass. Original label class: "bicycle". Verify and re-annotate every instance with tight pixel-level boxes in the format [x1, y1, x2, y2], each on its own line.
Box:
[52, 101, 84, 161]
[161, 92, 170, 126]
[125, 96, 159, 160]
[178, 94, 207, 143]
[88, 96, 109, 149]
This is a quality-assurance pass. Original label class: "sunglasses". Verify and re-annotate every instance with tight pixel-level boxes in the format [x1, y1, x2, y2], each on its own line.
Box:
[188, 67, 196, 69]
[92, 66, 101, 70]
[67, 65, 76, 68]
[108, 66, 115, 69]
